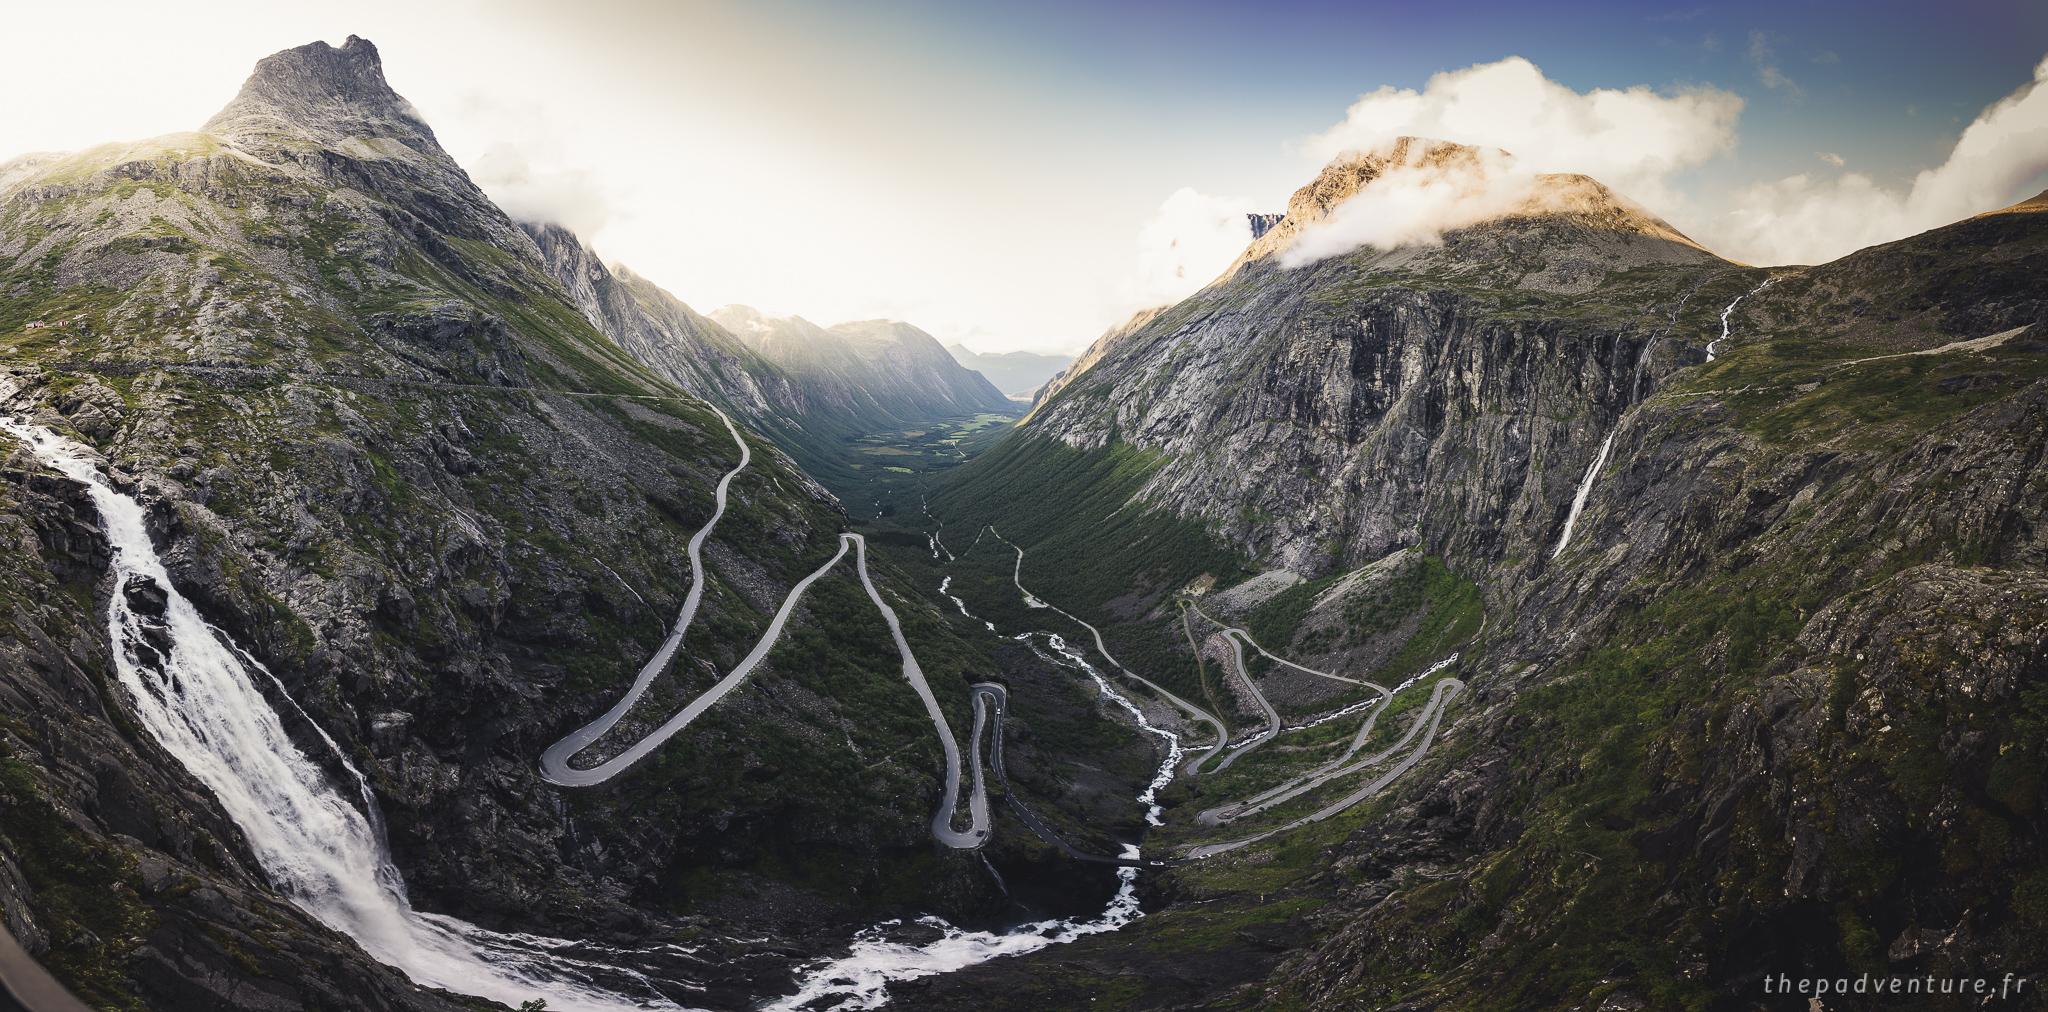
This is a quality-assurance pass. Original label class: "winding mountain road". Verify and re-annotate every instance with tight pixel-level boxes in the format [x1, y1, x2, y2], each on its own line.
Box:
[1170, 599, 1467, 836]
[1180, 599, 1391, 772]
[538, 404, 988, 849]
[1185, 600, 1383, 689]
[1199, 661, 1453, 827]
[1187, 677, 1464, 859]
[1205, 622, 1280, 772]
[931, 523, 1461, 858]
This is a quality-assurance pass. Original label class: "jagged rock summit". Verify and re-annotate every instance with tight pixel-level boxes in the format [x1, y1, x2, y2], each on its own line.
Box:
[203, 35, 442, 155]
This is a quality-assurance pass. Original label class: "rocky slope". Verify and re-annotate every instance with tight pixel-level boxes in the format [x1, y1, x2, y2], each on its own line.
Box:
[1013, 138, 1737, 581]
[519, 224, 1016, 488]
[1026, 304, 1164, 412]
[944, 343, 1074, 401]
[521, 221, 803, 422]
[0, 36, 1102, 1011]
[922, 149, 2048, 1008]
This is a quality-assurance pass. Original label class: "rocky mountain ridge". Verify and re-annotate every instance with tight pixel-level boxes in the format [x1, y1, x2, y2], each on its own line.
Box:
[1016, 140, 1739, 577]
[943, 343, 1074, 400]
[710, 305, 1016, 423]
[919, 145, 2048, 1008]
[1236, 136, 1715, 275]
[520, 221, 809, 422]
[0, 36, 1099, 1012]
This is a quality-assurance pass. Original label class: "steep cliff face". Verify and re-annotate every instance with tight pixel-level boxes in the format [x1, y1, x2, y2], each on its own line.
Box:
[521, 221, 805, 423]
[1018, 139, 1743, 582]
[0, 37, 1013, 1010]
[922, 153, 2048, 1008]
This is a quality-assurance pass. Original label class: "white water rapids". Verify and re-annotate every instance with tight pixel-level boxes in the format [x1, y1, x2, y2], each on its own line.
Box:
[0, 417, 687, 1012]
[767, 569, 1187, 1011]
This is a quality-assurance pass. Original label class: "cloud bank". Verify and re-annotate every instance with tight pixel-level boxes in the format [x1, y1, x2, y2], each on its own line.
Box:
[1125, 187, 1252, 308]
[1707, 54, 2048, 266]
[470, 142, 617, 240]
[1117, 51, 2048, 332]
[1305, 56, 1743, 214]
[1279, 143, 1554, 266]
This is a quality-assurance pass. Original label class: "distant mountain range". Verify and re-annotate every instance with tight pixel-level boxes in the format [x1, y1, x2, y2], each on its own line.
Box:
[942, 343, 1074, 401]
[518, 221, 1013, 491]
[712, 306, 1014, 422]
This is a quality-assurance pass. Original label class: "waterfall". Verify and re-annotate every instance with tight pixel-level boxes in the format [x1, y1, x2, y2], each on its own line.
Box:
[1550, 277, 1773, 560]
[1551, 429, 1615, 559]
[1706, 276, 1775, 362]
[0, 417, 687, 1012]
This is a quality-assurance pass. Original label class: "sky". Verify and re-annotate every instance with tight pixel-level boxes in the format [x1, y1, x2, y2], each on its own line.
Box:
[3, 0, 2044, 354]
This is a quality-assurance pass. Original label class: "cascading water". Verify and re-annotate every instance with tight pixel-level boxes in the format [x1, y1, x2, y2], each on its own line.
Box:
[767, 522, 1198, 1011]
[0, 417, 688, 1012]
[937, 575, 995, 632]
[1550, 429, 1615, 558]
[1705, 276, 1775, 363]
[922, 498, 954, 562]
[1553, 276, 1777, 560]
[1033, 632, 1184, 827]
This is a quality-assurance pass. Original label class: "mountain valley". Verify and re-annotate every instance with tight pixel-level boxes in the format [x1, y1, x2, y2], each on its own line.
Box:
[1, 29, 2044, 1012]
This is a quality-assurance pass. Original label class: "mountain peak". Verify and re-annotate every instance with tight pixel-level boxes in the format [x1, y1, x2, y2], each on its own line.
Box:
[1242, 135, 1717, 274]
[203, 35, 443, 155]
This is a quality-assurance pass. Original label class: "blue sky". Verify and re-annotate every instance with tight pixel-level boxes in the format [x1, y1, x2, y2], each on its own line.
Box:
[793, 0, 2043, 196]
[3, 0, 2043, 351]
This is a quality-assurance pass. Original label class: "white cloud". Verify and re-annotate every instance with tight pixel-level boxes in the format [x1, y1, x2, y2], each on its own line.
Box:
[468, 140, 617, 240]
[1279, 142, 1555, 266]
[1124, 187, 1252, 308]
[1304, 56, 1742, 216]
[1818, 151, 1845, 168]
[1709, 54, 2048, 265]
[1748, 31, 1803, 99]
